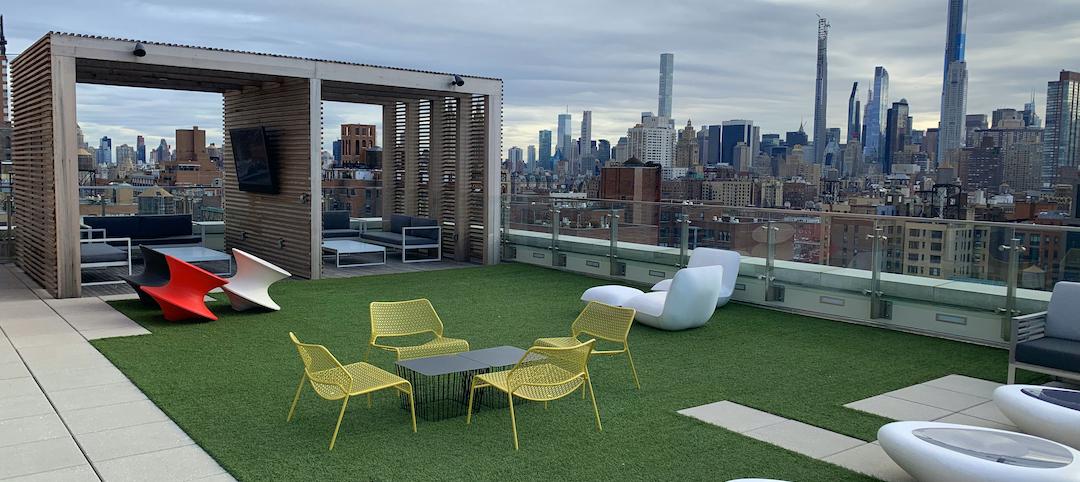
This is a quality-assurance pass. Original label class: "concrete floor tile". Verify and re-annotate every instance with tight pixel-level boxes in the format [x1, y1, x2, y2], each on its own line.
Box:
[960, 400, 1014, 426]
[0, 392, 54, 421]
[4, 464, 100, 481]
[0, 437, 88, 479]
[0, 412, 69, 448]
[64, 400, 169, 435]
[34, 366, 131, 393]
[82, 326, 151, 340]
[678, 400, 787, 433]
[0, 359, 31, 380]
[98, 293, 140, 302]
[192, 474, 236, 482]
[845, 395, 952, 421]
[18, 343, 110, 373]
[923, 374, 1002, 399]
[9, 332, 87, 349]
[78, 420, 195, 462]
[744, 420, 865, 459]
[0, 288, 41, 303]
[823, 442, 914, 482]
[934, 412, 1017, 431]
[1, 317, 75, 338]
[0, 377, 42, 400]
[94, 444, 227, 482]
[883, 383, 987, 412]
[49, 382, 149, 413]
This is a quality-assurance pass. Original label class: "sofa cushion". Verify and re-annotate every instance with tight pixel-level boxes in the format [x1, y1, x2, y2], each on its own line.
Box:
[390, 214, 411, 234]
[322, 229, 361, 239]
[1015, 337, 1080, 373]
[134, 235, 202, 247]
[1046, 281, 1080, 341]
[322, 211, 350, 230]
[581, 285, 645, 307]
[81, 243, 127, 264]
[408, 217, 439, 241]
[85, 215, 193, 240]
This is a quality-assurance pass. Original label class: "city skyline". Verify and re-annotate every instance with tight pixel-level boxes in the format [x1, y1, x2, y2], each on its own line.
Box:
[2, 0, 1077, 153]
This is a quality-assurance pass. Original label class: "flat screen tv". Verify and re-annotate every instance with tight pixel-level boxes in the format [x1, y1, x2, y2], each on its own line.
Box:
[229, 127, 278, 194]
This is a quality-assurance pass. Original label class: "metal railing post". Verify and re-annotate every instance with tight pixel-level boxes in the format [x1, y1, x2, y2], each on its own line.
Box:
[500, 194, 511, 259]
[609, 208, 619, 276]
[762, 221, 779, 301]
[866, 225, 887, 319]
[998, 236, 1025, 341]
[550, 208, 561, 267]
[678, 214, 690, 268]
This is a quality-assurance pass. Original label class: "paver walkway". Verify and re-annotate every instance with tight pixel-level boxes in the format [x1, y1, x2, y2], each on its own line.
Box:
[0, 264, 233, 481]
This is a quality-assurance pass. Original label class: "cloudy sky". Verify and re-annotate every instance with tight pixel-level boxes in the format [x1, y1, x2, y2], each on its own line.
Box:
[5, 0, 1078, 156]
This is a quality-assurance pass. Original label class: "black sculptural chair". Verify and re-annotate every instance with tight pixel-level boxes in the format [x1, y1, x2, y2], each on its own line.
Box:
[121, 245, 171, 305]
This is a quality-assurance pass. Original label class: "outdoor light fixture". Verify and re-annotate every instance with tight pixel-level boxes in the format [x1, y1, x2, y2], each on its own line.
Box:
[450, 74, 464, 87]
[133, 42, 146, 57]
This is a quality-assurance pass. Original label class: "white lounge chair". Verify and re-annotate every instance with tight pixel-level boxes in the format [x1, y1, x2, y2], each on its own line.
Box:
[651, 248, 740, 308]
[622, 266, 723, 331]
[223, 249, 291, 311]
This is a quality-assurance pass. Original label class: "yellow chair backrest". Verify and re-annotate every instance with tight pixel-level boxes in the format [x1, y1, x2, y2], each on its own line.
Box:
[289, 332, 351, 396]
[369, 299, 445, 341]
[507, 339, 595, 395]
[572, 302, 636, 343]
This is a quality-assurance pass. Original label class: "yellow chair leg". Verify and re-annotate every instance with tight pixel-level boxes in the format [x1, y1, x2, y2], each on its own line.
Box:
[587, 376, 602, 432]
[329, 395, 350, 451]
[287, 373, 306, 422]
[466, 378, 478, 425]
[544, 401, 549, 410]
[625, 347, 641, 389]
[582, 366, 590, 400]
[508, 392, 520, 450]
[407, 390, 417, 433]
[367, 393, 373, 408]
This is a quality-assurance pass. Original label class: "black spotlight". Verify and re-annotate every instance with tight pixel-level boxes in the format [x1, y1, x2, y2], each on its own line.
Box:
[133, 43, 147, 57]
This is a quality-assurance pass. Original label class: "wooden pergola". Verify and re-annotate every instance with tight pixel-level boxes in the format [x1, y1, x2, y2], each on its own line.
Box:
[10, 32, 503, 298]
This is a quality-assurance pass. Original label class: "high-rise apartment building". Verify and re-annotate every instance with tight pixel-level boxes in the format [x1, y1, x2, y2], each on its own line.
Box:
[658, 53, 674, 119]
[1043, 71, 1080, 187]
[597, 139, 611, 164]
[580, 110, 593, 160]
[675, 120, 698, 169]
[97, 136, 113, 166]
[340, 124, 376, 167]
[847, 82, 861, 142]
[883, 99, 911, 174]
[526, 145, 536, 170]
[507, 146, 523, 172]
[614, 137, 629, 163]
[154, 139, 170, 163]
[557, 114, 572, 161]
[626, 114, 676, 172]
[864, 67, 890, 161]
[538, 130, 552, 170]
[165, 126, 219, 186]
[136, 135, 146, 165]
[812, 17, 829, 165]
[992, 108, 1024, 129]
[721, 120, 758, 172]
[938, 0, 969, 163]
[115, 144, 136, 177]
[964, 114, 988, 147]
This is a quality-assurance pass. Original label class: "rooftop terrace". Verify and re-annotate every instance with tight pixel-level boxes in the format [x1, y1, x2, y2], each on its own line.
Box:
[0, 261, 1046, 480]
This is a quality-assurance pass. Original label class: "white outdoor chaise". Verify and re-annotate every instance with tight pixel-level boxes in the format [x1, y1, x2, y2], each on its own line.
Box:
[223, 249, 291, 311]
[581, 284, 645, 307]
[878, 421, 1080, 482]
[622, 266, 723, 331]
[651, 248, 740, 308]
[995, 385, 1080, 449]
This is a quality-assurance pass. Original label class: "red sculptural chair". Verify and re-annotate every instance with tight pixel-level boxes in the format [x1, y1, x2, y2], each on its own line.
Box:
[141, 256, 228, 321]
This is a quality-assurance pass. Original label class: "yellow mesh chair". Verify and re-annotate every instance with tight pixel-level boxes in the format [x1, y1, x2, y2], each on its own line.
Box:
[535, 301, 640, 389]
[466, 339, 600, 450]
[367, 299, 470, 361]
[287, 332, 417, 450]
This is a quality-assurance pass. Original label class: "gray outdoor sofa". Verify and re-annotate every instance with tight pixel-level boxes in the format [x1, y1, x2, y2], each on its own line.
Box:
[322, 210, 362, 239]
[360, 214, 441, 263]
[1009, 280, 1080, 383]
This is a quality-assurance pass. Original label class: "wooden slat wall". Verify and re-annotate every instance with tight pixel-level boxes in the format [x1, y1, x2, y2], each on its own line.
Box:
[466, 95, 489, 261]
[10, 37, 58, 295]
[222, 79, 314, 278]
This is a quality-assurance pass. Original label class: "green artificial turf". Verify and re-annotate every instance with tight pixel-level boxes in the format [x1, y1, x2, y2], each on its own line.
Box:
[95, 263, 1036, 481]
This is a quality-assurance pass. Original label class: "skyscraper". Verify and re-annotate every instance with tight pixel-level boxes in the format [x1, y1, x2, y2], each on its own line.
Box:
[883, 99, 911, 174]
[136, 135, 146, 165]
[938, 0, 969, 163]
[580, 110, 593, 160]
[1023, 95, 1042, 128]
[0, 16, 10, 164]
[847, 82, 861, 142]
[538, 130, 552, 170]
[864, 67, 890, 161]
[597, 139, 611, 164]
[1043, 71, 1080, 187]
[658, 53, 674, 119]
[556, 114, 572, 164]
[526, 145, 536, 170]
[812, 17, 829, 165]
[721, 120, 758, 172]
[97, 136, 113, 166]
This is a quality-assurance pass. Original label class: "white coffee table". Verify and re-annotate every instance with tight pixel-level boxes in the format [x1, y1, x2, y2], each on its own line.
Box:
[155, 246, 233, 275]
[322, 240, 386, 268]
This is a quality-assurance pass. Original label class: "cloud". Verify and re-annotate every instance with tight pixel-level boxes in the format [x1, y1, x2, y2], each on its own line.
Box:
[6, 0, 1078, 156]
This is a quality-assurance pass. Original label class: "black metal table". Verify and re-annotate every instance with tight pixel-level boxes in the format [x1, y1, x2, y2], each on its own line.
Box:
[395, 346, 528, 421]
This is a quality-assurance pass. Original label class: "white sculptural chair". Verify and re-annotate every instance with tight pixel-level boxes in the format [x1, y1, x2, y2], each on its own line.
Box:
[995, 385, 1080, 449]
[622, 266, 724, 331]
[651, 248, 740, 308]
[223, 249, 291, 311]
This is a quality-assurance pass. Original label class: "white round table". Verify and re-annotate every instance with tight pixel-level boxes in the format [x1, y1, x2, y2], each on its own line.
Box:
[878, 421, 1080, 482]
[994, 384, 1080, 449]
